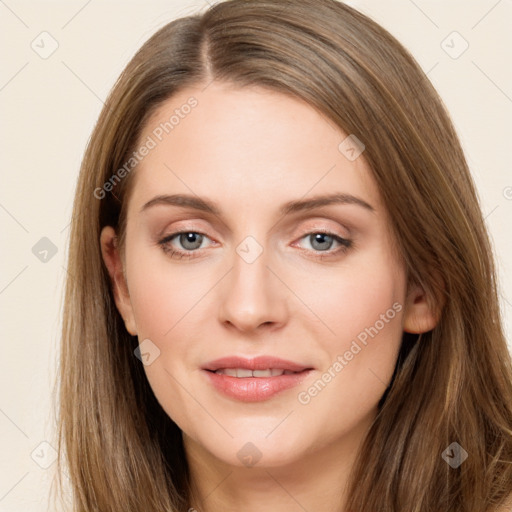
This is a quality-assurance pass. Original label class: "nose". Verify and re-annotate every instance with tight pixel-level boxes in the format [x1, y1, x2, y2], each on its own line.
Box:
[218, 247, 289, 334]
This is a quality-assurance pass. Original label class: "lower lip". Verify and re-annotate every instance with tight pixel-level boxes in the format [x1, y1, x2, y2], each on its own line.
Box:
[203, 369, 313, 402]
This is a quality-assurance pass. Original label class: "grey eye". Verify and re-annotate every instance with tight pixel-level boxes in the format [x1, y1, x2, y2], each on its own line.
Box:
[308, 233, 335, 251]
[178, 232, 204, 250]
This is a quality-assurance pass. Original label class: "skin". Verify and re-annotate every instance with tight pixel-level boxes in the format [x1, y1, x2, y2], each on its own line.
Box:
[101, 81, 438, 512]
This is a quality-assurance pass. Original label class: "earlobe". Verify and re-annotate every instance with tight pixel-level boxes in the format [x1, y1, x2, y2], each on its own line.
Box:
[100, 226, 138, 336]
[402, 282, 442, 334]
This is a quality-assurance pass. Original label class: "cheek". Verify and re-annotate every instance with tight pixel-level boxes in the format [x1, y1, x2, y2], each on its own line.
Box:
[295, 251, 405, 349]
[125, 241, 206, 339]
[125, 256, 204, 426]
[128, 272, 184, 339]
[294, 250, 406, 401]
[299, 273, 405, 428]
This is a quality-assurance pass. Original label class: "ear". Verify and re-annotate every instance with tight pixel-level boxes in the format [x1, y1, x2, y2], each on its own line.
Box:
[100, 226, 137, 336]
[402, 280, 443, 334]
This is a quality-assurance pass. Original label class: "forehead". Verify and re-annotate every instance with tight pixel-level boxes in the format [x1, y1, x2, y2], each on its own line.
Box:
[127, 81, 381, 217]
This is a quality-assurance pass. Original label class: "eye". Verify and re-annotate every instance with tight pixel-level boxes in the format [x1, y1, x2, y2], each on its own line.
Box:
[157, 230, 352, 260]
[294, 232, 352, 258]
[158, 231, 213, 259]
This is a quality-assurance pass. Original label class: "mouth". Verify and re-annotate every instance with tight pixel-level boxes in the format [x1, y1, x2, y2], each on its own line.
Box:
[202, 355, 312, 373]
[202, 356, 314, 402]
[207, 368, 301, 377]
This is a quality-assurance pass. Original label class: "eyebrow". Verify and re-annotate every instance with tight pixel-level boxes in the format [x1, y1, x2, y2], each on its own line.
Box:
[140, 192, 375, 216]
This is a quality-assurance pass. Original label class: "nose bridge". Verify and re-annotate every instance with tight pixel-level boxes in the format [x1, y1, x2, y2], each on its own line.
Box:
[218, 234, 287, 331]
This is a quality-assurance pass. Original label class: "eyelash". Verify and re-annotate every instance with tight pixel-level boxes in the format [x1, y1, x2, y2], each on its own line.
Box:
[157, 230, 353, 261]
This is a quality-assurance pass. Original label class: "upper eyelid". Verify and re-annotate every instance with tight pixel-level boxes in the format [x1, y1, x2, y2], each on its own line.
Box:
[157, 216, 352, 240]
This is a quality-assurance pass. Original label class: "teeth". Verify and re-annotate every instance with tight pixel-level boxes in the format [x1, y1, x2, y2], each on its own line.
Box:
[214, 368, 298, 377]
[253, 369, 277, 377]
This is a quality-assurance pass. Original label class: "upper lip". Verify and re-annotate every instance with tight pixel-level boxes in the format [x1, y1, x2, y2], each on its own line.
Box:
[202, 356, 313, 373]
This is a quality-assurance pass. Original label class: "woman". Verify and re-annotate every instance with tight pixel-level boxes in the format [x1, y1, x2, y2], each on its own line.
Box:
[55, 0, 512, 510]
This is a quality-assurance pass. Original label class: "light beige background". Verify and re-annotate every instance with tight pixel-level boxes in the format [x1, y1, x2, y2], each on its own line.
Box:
[0, 0, 511, 510]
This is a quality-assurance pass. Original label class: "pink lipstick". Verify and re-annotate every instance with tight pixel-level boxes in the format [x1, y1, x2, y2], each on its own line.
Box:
[202, 356, 314, 402]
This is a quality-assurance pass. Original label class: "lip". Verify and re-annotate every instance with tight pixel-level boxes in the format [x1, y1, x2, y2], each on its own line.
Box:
[202, 356, 312, 373]
[202, 356, 314, 402]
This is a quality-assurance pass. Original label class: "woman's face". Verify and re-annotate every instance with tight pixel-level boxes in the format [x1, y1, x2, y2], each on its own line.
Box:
[102, 81, 432, 470]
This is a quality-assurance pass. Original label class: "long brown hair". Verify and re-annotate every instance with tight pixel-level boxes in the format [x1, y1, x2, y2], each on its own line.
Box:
[54, 0, 512, 510]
